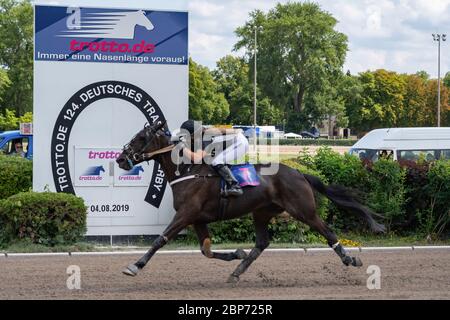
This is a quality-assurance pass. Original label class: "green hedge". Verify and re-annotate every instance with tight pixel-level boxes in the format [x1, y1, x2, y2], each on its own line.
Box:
[0, 192, 87, 246]
[366, 160, 407, 232]
[0, 155, 32, 199]
[296, 147, 449, 236]
[419, 161, 450, 236]
[196, 147, 450, 243]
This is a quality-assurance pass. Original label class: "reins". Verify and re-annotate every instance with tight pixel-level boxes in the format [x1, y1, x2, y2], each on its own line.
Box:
[141, 144, 175, 161]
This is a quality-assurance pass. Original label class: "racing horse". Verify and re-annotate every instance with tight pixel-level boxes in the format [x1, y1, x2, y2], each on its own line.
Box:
[116, 121, 385, 283]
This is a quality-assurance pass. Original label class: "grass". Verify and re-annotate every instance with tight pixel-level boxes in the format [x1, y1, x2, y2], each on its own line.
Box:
[0, 241, 96, 253]
[163, 233, 450, 250]
[1, 233, 448, 253]
[338, 232, 450, 247]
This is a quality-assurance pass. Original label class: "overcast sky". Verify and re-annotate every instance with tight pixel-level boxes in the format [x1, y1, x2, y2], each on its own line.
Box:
[36, 0, 450, 78]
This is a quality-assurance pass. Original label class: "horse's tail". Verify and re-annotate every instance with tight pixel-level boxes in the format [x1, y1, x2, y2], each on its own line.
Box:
[303, 174, 386, 233]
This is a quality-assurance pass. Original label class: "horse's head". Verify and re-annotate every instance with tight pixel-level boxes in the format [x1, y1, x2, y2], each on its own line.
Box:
[135, 10, 154, 31]
[116, 120, 169, 171]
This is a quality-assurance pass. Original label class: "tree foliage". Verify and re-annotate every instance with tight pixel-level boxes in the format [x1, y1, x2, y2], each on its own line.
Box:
[0, 0, 33, 115]
[213, 55, 283, 125]
[0, 68, 10, 105]
[400, 74, 427, 127]
[343, 69, 450, 133]
[443, 72, 450, 89]
[234, 2, 348, 130]
[0, 108, 32, 131]
[213, 55, 253, 124]
[345, 69, 406, 132]
[424, 79, 449, 126]
[189, 58, 229, 124]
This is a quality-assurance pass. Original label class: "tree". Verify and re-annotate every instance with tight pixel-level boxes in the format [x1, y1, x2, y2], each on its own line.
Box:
[345, 69, 406, 132]
[423, 79, 449, 127]
[339, 73, 363, 130]
[213, 55, 282, 125]
[444, 72, 450, 126]
[399, 74, 427, 127]
[0, 68, 10, 105]
[213, 55, 253, 124]
[306, 74, 348, 130]
[0, 108, 31, 130]
[415, 70, 430, 81]
[444, 72, 450, 89]
[257, 97, 284, 125]
[189, 58, 229, 124]
[0, 0, 33, 115]
[234, 2, 348, 130]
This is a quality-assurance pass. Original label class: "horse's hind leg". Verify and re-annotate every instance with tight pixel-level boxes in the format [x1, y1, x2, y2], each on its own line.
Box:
[289, 201, 362, 267]
[227, 213, 272, 283]
[193, 224, 247, 261]
[306, 215, 362, 267]
[278, 178, 362, 267]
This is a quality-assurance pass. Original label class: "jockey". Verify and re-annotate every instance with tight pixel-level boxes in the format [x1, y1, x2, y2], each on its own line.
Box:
[179, 120, 248, 197]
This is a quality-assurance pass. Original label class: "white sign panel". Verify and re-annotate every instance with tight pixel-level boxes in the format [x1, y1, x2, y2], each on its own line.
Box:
[74, 148, 111, 187]
[33, 5, 188, 235]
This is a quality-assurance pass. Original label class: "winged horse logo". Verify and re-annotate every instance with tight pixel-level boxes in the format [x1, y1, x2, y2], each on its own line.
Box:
[61, 10, 154, 40]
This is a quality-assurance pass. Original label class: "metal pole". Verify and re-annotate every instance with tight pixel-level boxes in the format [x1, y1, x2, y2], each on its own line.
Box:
[253, 27, 257, 156]
[438, 37, 441, 127]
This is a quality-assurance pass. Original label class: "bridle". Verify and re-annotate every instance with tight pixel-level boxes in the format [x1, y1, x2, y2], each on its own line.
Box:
[122, 122, 174, 167]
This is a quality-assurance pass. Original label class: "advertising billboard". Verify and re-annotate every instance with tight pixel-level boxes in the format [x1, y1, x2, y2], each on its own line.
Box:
[33, 5, 188, 235]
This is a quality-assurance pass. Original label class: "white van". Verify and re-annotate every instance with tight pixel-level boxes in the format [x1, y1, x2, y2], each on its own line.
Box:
[349, 128, 450, 162]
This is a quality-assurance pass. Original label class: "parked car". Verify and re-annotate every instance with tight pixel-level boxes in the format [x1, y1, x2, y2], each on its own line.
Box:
[349, 127, 450, 162]
[300, 127, 320, 139]
[283, 132, 303, 139]
[0, 130, 33, 160]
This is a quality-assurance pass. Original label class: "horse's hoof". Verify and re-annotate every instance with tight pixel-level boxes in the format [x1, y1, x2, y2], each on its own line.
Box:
[123, 264, 139, 277]
[202, 238, 214, 258]
[342, 256, 353, 266]
[351, 257, 363, 267]
[227, 275, 240, 284]
[234, 249, 247, 260]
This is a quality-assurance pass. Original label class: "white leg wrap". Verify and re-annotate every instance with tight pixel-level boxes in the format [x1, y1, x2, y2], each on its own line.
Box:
[332, 241, 340, 249]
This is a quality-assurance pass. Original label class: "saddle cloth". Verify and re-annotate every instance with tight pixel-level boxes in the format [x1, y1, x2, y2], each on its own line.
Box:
[223, 163, 260, 188]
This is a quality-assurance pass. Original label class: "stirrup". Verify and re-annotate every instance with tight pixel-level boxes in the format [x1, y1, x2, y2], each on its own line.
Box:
[222, 185, 243, 197]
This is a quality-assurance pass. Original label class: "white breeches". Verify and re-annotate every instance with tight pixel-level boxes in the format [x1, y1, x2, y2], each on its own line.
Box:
[211, 133, 249, 166]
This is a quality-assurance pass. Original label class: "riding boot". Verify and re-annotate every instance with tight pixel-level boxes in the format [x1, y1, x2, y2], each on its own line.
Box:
[213, 164, 243, 197]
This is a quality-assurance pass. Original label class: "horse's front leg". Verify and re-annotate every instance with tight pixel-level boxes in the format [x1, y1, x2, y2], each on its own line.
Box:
[123, 211, 189, 277]
[194, 223, 247, 261]
[227, 216, 270, 283]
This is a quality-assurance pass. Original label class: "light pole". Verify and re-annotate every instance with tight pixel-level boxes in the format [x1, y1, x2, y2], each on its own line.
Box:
[432, 33, 447, 127]
[253, 26, 262, 157]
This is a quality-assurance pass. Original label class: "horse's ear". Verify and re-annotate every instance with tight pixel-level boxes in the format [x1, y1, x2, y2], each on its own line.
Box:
[153, 120, 167, 132]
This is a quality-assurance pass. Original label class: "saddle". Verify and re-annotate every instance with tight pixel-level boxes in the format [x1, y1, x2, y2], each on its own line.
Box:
[220, 163, 260, 193]
[219, 164, 260, 220]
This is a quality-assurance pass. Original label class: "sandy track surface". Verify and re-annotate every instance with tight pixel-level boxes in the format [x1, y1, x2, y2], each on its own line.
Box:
[0, 249, 448, 299]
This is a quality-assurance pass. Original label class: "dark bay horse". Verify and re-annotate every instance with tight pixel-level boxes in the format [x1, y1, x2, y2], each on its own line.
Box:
[116, 121, 385, 283]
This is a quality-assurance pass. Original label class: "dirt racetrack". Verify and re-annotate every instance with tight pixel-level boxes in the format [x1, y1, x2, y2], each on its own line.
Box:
[0, 249, 449, 299]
